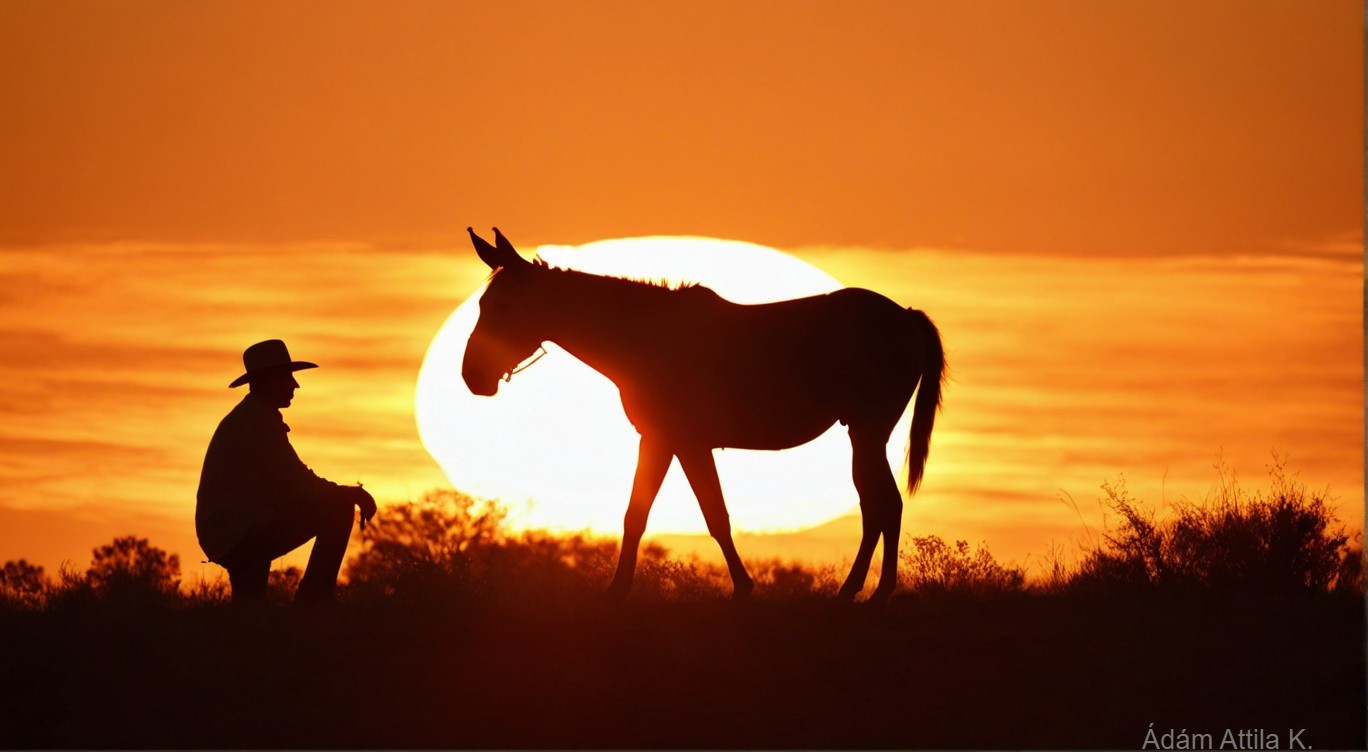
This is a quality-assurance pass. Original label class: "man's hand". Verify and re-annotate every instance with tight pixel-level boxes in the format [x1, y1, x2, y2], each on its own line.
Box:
[352, 485, 377, 529]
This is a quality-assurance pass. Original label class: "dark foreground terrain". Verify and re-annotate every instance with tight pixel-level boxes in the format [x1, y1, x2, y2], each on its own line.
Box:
[5, 474, 1364, 748]
[1, 589, 1361, 749]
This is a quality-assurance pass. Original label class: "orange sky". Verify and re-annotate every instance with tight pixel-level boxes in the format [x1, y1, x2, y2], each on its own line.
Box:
[0, 1, 1360, 255]
[0, 241, 1359, 578]
[0, 2, 1361, 581]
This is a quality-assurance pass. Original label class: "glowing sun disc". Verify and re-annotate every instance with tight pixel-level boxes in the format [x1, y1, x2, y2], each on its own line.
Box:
[415, 237, 912, 535]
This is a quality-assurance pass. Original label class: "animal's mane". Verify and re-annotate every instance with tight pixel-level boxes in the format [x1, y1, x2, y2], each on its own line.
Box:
[534, 256, 708, 296]
[485, 257, 715, 306]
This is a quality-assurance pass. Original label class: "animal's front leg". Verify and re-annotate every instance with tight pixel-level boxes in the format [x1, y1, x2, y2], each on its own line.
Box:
[677, 446, 754, 600]
[606, 435, 673, 601]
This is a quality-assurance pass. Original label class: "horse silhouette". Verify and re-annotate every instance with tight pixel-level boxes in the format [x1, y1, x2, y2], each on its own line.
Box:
[463, 227, 945, 602]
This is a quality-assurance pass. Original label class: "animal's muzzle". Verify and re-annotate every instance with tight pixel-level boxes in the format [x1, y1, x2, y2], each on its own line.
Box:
[461, 360, 501, 397]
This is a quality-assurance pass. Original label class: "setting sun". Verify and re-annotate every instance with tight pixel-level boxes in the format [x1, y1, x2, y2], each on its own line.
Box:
[415, 236, 914, 535]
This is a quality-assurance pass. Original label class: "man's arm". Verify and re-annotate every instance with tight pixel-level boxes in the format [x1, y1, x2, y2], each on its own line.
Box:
[245, 413, 349, 502]
[242, 407, 375, 527]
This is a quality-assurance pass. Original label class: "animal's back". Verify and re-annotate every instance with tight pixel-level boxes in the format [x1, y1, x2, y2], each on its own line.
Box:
[620, 286, 918, 449]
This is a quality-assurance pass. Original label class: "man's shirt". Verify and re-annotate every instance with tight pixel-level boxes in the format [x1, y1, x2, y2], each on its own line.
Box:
[196, 392, 343, 562]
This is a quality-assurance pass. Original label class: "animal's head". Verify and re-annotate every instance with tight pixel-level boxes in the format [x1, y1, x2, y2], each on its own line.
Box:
[463, 227, 545, 397]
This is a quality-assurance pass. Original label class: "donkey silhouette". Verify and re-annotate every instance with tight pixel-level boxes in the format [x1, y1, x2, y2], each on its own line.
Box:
[463, 228, 944, 602]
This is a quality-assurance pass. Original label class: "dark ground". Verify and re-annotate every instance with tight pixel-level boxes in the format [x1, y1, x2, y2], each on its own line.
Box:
[1, 590, 1362, 749]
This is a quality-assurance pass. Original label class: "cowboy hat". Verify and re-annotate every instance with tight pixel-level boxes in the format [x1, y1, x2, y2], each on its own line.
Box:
[228, 339, 318, 388]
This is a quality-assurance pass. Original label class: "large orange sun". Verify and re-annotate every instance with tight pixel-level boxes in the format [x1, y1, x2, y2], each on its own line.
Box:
[415, 237, 911, 535]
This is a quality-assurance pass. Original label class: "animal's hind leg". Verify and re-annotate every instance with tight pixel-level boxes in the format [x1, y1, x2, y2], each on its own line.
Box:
[838, 425, 902, 602]
[837, 496, 881, 602]
[607, 436, 673, 601]
[677, 447, 754, 600]
[868, 450, 903, 604]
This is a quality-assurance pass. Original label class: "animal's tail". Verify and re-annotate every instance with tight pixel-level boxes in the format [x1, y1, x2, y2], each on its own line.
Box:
[906, 308, 945, 495]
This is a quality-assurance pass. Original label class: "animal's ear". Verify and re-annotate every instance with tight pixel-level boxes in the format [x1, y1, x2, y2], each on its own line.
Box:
[493, 227, 522, 262]
[469, 226, 527, 271]
[468, 227, 503, 270]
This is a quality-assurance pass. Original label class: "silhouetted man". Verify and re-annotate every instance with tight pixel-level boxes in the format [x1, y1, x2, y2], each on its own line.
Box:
[197, 339, 377, 604]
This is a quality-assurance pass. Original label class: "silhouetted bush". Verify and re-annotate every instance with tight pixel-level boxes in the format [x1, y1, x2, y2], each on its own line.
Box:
[752, 560, 838, 600]
[1071, 462, 1356, 595]
[1333, 540, 1364, 595]
[84, 535, 181, 604]
[346, 489, 507, 601]
[345, 490, 735, 603]
[182, 575, 230, 605]
[268, 566, 303, 601]
[0, 558, 48, 609]
[629, 546, 730, 600]
[899, 536, 1026, 595]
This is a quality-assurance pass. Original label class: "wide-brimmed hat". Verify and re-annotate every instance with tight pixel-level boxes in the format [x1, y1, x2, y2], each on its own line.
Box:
[228, 339, 318, 388]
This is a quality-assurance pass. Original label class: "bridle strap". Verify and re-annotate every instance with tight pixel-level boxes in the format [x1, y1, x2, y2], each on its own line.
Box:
[502, 345, 549, 382]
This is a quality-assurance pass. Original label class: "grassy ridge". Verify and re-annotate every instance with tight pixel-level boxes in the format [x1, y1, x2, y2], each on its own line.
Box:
[0, 466, 1363, 749]
[1, 584, 1360, 748]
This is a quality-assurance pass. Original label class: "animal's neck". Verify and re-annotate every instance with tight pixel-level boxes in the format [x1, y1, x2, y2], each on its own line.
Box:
[536, 270, 666, 387]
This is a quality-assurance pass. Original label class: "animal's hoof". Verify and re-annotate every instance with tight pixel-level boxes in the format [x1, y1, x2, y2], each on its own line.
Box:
[835, 585, 860, 603]
[731, 579, 755, 601]
[603, 583, 630, 603]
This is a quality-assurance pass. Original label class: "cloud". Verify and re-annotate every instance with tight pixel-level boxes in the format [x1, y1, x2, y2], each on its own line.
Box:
[0, 240, 1359, 577]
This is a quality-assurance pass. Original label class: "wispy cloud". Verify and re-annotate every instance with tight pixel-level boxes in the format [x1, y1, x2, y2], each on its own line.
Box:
[0, 241, 1360, 573]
